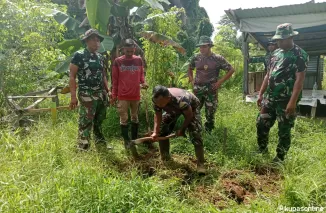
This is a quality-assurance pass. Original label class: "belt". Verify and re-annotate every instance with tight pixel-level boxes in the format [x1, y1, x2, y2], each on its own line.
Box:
[194, 81, 217, 86]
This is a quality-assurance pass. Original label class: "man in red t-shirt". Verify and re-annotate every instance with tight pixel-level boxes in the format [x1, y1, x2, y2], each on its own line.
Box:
[111, 39, 148, 158]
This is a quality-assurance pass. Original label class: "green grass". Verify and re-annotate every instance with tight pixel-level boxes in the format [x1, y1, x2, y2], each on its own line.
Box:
[0, 90, 325, 212]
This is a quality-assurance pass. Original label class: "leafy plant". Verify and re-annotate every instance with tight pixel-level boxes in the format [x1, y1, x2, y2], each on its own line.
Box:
[142, 7, 185, 88]
[0, 0, 65, 100]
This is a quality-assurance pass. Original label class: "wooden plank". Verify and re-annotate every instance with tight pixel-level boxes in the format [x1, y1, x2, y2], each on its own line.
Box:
[248, 72, 255, 95]
[18, 88, 52, 107]
[8, 95, 57, 99]
[255, 71, 266, 92]
[25, 105, 77, 113]
[25, 87, 57, 110]
[23, 89, 51, 96]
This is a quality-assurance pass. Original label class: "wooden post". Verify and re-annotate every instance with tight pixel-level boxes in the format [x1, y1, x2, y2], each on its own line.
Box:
[52, 87, 59, 107]
[316, 55, 322, 90]
[242, 32, 249, 96]
[51, 101, 57, 125]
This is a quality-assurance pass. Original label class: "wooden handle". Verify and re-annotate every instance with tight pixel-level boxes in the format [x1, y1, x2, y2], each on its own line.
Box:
[132, 133, 176, 145]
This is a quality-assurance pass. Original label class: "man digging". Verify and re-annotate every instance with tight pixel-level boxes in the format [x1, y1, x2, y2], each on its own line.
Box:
[151, 85, 206, 174]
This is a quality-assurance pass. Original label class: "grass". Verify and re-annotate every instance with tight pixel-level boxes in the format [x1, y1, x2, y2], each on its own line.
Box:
[0, 89, 325, 212]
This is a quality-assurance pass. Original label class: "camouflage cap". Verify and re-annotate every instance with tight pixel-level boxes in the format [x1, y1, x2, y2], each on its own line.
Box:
[272, 23, 298, 40]
[81, 29, 104, 42]
[196, 36, 214, 47]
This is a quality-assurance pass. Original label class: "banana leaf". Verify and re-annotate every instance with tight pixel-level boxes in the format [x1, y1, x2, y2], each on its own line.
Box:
[55, 56, 73, 73]
[45, 9, 85, 34]
[85, 0, 112, 34]
[140, 31, 186, 55]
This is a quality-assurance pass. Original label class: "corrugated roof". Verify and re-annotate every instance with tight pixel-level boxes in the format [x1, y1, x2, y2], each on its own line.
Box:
[225, 1, 326, 55]
[225, 2, 326, 20]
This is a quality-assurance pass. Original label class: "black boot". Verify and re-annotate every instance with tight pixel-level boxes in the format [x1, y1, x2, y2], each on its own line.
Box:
[131, 122, 139, 140]
[121, 125, 130, 149]
[121, 124, 138, 158]
[93, 124, 105, 143]
[194, 145, 206, 174]
[204, 122, 214, 133]
[159, 139, 171, 161]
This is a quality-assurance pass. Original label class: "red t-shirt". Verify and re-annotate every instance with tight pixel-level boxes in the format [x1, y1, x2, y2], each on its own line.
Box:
[112, 55, 145, 100]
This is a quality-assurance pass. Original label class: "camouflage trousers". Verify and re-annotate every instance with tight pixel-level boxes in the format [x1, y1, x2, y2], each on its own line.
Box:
[160, 107, 203, 146]
[193, 83, 218, 132]
[78, 96, 107, 144]
[256, 99, 297, 158]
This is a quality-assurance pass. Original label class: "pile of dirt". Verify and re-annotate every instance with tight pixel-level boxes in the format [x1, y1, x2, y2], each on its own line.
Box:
[221, 166, 282, 204]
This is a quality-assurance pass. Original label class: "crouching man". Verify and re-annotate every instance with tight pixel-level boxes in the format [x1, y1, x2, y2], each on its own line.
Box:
[151, 86, 206, 174]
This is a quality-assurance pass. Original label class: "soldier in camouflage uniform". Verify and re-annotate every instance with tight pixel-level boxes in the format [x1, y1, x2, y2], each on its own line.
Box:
[250, 40, 278, 71]
[188, 36, 235, 133]
[69, 29, 110, 151]
[256, 23, 309, 162]
[151, 86, 206, 174]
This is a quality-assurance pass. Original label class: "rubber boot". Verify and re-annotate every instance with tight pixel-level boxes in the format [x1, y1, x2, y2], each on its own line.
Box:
[121, 125, 130, 150]
[194, 145, 206, 174]
[131, 122, 139, 140]
[159, 139, 171, 161]
[204, 122, 214, 133]
[121, 124, 138, 158]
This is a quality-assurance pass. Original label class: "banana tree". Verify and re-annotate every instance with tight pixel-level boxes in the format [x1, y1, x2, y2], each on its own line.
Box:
[45, 8, 114, 73]
[84, 0, 170, 44]
[51, 0, 171, 73]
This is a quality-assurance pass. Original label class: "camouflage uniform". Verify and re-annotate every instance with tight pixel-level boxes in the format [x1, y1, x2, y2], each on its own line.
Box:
[189, 53, 232, 132]
[256, 43, 309, 160]
[154, 89, 203, 146]
[71, 48, 108, 147]
[153, 88, 206, 173]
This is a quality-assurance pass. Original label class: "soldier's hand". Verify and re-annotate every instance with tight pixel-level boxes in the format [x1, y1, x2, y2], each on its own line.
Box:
[70, 97, 78, 110]
[286, 101, 296, 117]
[257, 95, 263, 108]
[212, 80, 222, 90]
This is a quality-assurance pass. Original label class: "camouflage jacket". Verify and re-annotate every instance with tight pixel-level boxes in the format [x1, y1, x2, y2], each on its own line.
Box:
[71, 48, 106, 100]
[264, 44, 309, 102]
[154, 88, 200, 116]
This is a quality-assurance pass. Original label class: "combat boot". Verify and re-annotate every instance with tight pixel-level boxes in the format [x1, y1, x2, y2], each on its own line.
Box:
[158, 139, 171, 161]
[121, 124, 138, 158]
[194, 145, 206, 174]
